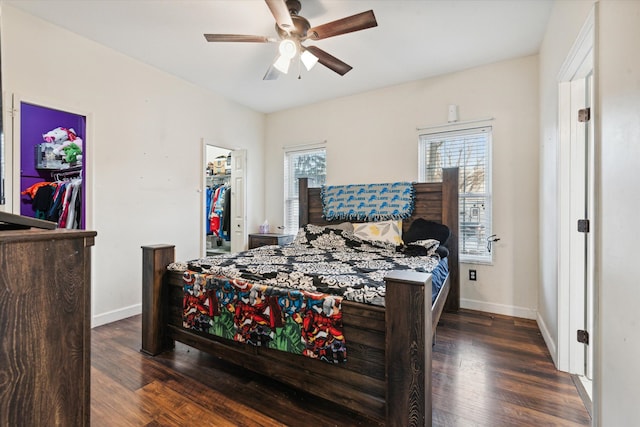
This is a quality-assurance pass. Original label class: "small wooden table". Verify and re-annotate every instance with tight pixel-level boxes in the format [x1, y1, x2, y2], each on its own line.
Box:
[248, 233, 294, 249]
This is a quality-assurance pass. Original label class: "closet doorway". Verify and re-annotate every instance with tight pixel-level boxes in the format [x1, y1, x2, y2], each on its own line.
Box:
[205, 145, 231, 255]
[202, 141, 246, 256]
[14, 99, 87, 229]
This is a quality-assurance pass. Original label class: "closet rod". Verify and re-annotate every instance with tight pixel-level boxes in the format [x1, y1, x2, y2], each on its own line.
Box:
[416, 117, 494, 132]
[53, 167, 82, 181]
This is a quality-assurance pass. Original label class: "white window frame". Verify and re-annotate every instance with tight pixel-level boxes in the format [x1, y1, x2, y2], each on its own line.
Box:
[418, 126, 493, 264]
[283, 145, 326, 234]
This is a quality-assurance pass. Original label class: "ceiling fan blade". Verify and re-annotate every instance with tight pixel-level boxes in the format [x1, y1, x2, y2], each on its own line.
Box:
[263, 64, 280, 80]
[307, 10, 377, 41]
[204, 34, 272, 43]
[265, 0, 295, 33]
[305, 46, 352, 76]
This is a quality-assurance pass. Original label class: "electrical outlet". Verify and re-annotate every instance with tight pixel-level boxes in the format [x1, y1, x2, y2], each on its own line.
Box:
[469, 269, 477, 281]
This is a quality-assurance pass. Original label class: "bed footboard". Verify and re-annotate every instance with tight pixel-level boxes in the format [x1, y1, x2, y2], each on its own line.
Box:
[385, 271, 432, 427]
[141, 244, 176, 356]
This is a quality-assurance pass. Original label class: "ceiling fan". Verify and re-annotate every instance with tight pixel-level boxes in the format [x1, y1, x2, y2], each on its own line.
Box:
[204, 0, 378, 79]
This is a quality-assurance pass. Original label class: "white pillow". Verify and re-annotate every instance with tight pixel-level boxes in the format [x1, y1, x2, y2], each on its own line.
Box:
[352, 220, 403, 246]
[325, 222, 354, 232]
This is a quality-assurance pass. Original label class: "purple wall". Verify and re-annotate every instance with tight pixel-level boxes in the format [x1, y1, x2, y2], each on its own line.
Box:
[20, 102, 86, 228]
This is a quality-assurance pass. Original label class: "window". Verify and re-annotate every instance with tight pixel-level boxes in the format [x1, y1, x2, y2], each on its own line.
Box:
[284, 146, 326, 233]
[418, 127, 492, 263]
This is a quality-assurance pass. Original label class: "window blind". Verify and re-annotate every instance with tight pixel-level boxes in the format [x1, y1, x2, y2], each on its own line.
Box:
[419, 126, 492, 263]
[284, 147, 326, 233]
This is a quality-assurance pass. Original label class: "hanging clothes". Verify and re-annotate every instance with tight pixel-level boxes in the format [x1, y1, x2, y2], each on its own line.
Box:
[47, 183, 66, 223]
[24, 175, 83, 229]
[222, 185, 231, 238]
[214, 185, 228, 240]
[205, 181, 232, 241]
[22, 181, 55, 199]
[206, 187, 216, 235]
[64, 179, 82, 229]
[207, 185, 223, 236]
[32, 184, 56, 219]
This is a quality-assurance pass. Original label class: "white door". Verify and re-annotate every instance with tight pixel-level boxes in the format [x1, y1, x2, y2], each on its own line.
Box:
[556, 8, 595, 386]
[230, 149, 247, 253]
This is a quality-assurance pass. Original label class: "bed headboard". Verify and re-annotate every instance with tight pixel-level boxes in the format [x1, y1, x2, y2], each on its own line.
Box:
[298, 167, 459, 312]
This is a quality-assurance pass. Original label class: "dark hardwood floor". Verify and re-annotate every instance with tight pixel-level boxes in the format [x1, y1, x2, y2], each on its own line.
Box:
[91, 310, 591, 426]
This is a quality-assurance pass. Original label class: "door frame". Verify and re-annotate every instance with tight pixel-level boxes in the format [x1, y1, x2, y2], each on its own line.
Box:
[10, 93, 93, 230]
[200, 139, 246, 256]
[556, 7, 595, 378]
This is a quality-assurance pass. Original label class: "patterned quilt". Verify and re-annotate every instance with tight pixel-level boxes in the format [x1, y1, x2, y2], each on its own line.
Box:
[183, 272, 346, 363]
[171, 224, 442, 307]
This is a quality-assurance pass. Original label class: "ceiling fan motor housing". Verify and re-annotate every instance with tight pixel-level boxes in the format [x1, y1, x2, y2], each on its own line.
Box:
[276, 13, 310, 39]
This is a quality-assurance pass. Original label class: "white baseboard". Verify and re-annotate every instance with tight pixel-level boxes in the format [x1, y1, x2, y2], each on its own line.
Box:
[536, 312, 558, 368]
[92, 303, 141, 328]
[460, 298, 537, 320]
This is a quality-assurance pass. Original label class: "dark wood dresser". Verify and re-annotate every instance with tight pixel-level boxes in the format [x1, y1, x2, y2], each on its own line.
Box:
[0, 228, 96, 427]
[248, 233, 294, 249]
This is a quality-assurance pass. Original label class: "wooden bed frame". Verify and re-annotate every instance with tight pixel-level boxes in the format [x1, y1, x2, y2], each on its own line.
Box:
[141, 168, 459, 426]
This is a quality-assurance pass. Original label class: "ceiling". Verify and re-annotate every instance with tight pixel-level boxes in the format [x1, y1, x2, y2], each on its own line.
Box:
[6, 0, 553, 114]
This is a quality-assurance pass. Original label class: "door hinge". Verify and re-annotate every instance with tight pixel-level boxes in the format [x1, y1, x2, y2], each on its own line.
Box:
[577, 329, 590, 345]
[578, 107, 591, 123]
[577, 219, 590, 233]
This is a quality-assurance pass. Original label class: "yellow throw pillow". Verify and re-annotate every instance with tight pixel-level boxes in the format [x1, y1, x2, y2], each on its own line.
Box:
[353, 220, 403, 246]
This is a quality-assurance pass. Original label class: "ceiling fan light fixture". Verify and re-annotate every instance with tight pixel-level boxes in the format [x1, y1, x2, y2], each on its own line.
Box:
[278, 39, 297, 59]
[273, 39, 298, 74]
[273, 54, 292, 74]
[301, 49, 319, 71]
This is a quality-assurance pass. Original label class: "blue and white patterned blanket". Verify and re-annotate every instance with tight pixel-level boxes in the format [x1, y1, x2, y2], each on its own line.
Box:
[321, 182, 415, 221]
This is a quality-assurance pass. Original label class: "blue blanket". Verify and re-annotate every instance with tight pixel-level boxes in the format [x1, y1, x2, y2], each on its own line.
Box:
[321, 182, 415, 221]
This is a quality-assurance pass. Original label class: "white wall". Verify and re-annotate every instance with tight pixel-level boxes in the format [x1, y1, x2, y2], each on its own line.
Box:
[0, 6, 265, 326]
[537, 0, 594, 368]
[265, 56, 540, 319]
[596, 1, 640, 423]
[540, 0, 640, 423]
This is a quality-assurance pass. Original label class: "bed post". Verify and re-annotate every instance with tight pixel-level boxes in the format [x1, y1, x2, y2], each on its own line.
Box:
[141, 244, 175, 356]
[385, 271, 432, 427]
[442, 167, 460, 312]
[298, 177, 310, 227]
